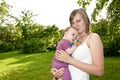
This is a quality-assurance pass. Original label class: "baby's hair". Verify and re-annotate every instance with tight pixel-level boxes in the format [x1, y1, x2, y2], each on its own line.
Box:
[61, 26, 76, 38]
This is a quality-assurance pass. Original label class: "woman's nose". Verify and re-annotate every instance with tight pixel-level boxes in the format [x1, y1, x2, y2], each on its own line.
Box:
[74, 25, 79, 30]
[73, 23, 77, 28]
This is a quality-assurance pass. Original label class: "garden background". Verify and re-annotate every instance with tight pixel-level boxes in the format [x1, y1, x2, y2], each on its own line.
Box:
[0, 0, 120, 80]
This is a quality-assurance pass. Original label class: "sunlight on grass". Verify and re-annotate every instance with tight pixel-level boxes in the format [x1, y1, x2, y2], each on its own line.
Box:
[0, 51, 120, 80]
[0, 51, 54, 80]
[0, 56, 34, 80]
[0, 58, 32, 71]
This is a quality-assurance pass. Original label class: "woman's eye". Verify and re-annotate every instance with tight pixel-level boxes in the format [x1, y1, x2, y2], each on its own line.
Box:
[77, 20, 81, 22]
[71, 22, 74, 25]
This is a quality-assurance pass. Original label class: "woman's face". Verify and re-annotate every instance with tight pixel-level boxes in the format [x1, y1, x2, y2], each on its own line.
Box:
[71, 13, 86, 34]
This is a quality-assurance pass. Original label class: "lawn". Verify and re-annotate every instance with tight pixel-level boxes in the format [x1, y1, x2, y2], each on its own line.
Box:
[0, 51, 54, 80]
[0, 51, 120, 80]
[90, 57, 120, 80]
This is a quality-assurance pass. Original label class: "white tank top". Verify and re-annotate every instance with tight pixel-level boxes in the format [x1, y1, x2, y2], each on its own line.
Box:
[69, 35, 92, 80]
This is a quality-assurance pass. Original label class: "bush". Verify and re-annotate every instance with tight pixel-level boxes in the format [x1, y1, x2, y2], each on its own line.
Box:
[15, 39, 23, 50]
[104, 38, 120, 57]
[21, 38, 48, 54]
[0, 42, 15, 52]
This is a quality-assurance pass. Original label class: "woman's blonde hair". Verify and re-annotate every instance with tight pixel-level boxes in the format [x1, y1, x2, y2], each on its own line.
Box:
[69, 8, 90, 33]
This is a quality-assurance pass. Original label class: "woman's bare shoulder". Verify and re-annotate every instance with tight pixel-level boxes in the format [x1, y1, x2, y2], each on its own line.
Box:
[89, 33, 100, 39]
[88, 33, 101, 44]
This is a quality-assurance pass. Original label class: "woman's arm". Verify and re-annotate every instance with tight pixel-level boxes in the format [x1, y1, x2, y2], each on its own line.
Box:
[56, 33, 104, 76]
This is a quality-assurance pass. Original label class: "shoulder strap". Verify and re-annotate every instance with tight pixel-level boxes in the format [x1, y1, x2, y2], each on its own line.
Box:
[84, 34, 91, 43]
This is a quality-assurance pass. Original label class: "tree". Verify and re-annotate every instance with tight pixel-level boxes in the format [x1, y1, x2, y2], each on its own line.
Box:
[99, 0, 120, 56]
[16, 10, 36, 40]
[0, 0, 12, 26]
[77, 0, 92, 9]
[77, 0, 120, 56]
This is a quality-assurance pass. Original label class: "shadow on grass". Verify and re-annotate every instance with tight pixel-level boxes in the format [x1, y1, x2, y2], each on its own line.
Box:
[0, 51, 22, 60]
[0, 51, 55, 80]
[1, 51, 120, 80]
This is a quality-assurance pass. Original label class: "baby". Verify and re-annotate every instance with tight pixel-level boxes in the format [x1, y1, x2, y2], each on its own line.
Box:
[52, 27, 80, 80]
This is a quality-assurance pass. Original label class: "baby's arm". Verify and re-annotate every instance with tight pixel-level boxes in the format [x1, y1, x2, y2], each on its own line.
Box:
[66, 45, 77, 54]
[66, 39, 81, 54]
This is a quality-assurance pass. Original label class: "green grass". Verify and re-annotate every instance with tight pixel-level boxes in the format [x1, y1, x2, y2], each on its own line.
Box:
[90, 57, 120, 80]
[0, 51, 55, 80]
[0, 51, 120, 80]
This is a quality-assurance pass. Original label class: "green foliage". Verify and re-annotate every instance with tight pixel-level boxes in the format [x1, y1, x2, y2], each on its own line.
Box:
[107, 0, 120, 20]
[20, 24, 61, 54]
[14, 38, 23, 50]
[77, 0, 92, 9]
[77, 0, 120, 56]
[91, 19, 120, 56]
[0, 0, 12, 26]
[91, 0, 110, 21]
[0, 41, 15, 52]
[0, 0, 119, 57]
[22, 38, 48, 54]
[16, 10, 36, 40]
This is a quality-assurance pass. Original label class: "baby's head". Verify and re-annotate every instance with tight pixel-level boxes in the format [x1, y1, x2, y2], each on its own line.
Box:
[63, 26, 78, 42]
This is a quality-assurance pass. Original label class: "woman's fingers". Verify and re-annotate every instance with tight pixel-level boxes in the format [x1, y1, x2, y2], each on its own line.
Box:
[56, 50, 69, 62]
[57, 50, 66, 54]
[56, 50, 64, 61]
[56, 50, 72, 64]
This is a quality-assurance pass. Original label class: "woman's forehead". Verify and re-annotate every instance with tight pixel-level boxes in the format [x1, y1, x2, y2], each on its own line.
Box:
[72, 13, 82, 21]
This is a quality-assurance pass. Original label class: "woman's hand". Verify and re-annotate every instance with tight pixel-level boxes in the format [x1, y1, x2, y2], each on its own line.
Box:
[56, 50, 73, 64]
[50, 68, 64, 78]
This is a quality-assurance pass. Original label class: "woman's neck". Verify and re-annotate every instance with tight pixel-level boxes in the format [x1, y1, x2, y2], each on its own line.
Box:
[78, 32, 89, 43]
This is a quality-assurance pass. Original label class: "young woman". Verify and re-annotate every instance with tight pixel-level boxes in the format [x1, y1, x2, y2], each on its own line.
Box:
[51, 8, 104, 80]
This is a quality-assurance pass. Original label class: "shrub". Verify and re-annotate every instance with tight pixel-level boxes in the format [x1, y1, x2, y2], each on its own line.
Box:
[21, 38, 48, 54]
[0, 42, 15, 52]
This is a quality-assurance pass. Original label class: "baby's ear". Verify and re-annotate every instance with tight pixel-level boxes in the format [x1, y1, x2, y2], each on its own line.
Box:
[64, 31, 67, 36]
